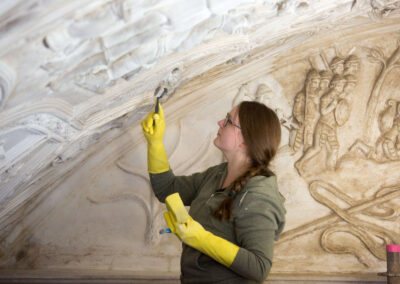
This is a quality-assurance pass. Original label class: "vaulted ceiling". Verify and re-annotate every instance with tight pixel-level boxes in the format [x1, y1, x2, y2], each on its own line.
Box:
[1, 0, 400, 278]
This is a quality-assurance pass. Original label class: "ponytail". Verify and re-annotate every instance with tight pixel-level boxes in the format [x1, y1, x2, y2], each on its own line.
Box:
[213, 164, 273, 221]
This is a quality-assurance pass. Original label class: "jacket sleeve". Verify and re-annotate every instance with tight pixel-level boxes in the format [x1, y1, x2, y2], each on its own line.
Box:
[229, 190, 286, 283]
[149, 164, 221, 206]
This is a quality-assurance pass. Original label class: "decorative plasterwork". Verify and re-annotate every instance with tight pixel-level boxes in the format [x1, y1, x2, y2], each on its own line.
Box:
[0, 61, 15, 110]
[0, 0, 400, 280]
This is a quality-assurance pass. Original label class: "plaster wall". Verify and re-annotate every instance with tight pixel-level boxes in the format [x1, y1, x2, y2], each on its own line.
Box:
[0, 0, 399, 282]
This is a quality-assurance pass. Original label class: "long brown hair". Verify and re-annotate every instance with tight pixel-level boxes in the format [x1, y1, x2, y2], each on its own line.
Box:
[213, 101, 281, 221]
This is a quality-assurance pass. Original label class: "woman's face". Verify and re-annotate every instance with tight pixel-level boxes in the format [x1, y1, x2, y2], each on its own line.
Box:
[213, 106, 245, 155]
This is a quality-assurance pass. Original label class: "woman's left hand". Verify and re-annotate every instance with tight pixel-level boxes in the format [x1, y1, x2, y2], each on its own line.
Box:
[163, 210, 239, 267]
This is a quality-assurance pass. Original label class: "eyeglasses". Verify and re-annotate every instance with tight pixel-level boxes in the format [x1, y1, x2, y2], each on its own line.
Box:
[223, 113, 241, 129]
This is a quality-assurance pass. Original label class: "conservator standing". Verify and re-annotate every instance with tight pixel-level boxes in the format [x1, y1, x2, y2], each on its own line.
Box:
[142, 101, 286, 283]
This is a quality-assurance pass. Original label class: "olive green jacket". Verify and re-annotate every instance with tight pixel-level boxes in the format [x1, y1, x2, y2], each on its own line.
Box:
[150, 163, 286, 283]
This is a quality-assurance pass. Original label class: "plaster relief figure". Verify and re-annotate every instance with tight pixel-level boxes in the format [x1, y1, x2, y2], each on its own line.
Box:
[335, 75, 357, 127]
[350, 100, 400, 162]
[254, 84, 274, 104]
[376, 116, 400, 161]
[343, 74, 357, 97]
[365, 43, 400, 141]
[292, 70, 321, 152]
[283, 50, 400, 268]
[296, 75, 348, 173]
[318, 70, 333, 97]
[379, 99, 398, 134]
[232, 82, 281, 111]
[330, 57, 345, 76]
[343, 55, 360, 77]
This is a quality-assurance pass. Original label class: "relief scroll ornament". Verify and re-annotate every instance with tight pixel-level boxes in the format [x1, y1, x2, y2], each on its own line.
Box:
[306, 181, 400, 267]
[0, 61, 16, 110]
[86, 118, 221, 246]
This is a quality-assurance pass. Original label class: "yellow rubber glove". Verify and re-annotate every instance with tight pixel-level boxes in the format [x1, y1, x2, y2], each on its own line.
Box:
[141, 103, 169, 174]
[163, 212, 239, 267]
[165, 193, 189, 223]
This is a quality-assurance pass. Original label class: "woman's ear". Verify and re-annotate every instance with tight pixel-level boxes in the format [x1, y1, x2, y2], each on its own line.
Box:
[239, 141, 247, 149]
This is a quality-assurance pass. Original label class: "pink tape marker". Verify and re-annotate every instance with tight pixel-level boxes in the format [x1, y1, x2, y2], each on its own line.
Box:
[386, 244, 400, 252]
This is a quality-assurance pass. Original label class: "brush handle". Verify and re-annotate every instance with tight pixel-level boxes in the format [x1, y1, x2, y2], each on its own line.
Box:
[155, 97, 160, 114]
[159, 228, 171, 234]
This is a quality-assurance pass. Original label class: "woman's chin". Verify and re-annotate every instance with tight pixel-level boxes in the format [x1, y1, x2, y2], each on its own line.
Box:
[213, 137, 221, 149]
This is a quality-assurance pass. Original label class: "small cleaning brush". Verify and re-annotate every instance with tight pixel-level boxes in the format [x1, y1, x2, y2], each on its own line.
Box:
[154, 86, 168, 114]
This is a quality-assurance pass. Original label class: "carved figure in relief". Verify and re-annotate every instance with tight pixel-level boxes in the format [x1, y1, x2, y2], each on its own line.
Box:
[365, 43, 400, 140]
[318, 70, 333, 97]
[285, 48, 400, 267]
[303, 71, 322, 151]
[350, 99, 400, 162]
[292, 69, 321, 152]
[343, 55, 360, 77]
[343, 75, 357, 96]
[376, 116, 400, 161]
[254, 84, 273, 104]
[330, 57, 345, 76]
[295, 75, 347, 172]
[334, 75, 357, 127]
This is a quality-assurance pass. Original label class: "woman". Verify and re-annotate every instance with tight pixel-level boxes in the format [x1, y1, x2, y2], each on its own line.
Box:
[142, 101, 286, 283]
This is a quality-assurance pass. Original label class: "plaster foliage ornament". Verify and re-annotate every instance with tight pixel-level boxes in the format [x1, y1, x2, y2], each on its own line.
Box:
[368, 0, 400, 20]
[17, 113, 77, 141]
[74, 65, 115, 94]
[36, 1, 212, 92]
[282, 44, 400, 268]
[39, 0, 329, 95]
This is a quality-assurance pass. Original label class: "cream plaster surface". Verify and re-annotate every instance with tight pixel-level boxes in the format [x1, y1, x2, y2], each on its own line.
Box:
[0, 0, 400, 282]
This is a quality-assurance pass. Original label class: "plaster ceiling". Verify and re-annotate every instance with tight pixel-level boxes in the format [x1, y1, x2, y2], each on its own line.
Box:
[0, 0, 400, 269]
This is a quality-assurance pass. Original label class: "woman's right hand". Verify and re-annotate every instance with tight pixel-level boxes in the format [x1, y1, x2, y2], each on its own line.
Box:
[141, 103, 166, 145]
[141, 103, 169, 174]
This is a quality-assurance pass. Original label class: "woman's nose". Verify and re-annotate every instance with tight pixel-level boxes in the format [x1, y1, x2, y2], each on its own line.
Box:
[217, 119, 224, 128]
